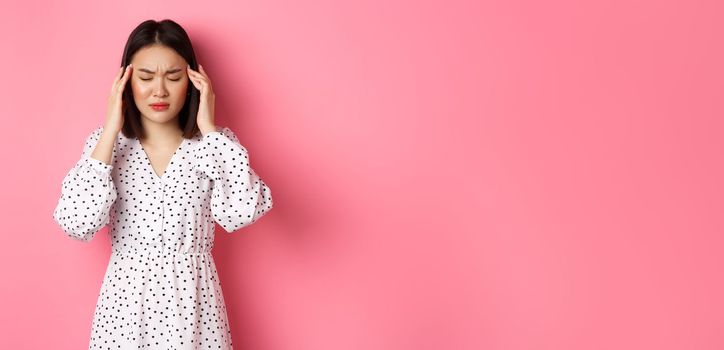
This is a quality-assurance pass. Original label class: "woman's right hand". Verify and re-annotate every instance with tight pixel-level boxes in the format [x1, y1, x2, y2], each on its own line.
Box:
[104, 64, 133, 135]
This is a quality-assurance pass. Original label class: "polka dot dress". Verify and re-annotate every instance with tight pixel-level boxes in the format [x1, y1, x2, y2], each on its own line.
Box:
[52, 125, 274, 349]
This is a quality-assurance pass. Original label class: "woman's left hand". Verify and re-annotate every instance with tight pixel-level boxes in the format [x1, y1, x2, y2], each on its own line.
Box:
[187, 64, 216, 135]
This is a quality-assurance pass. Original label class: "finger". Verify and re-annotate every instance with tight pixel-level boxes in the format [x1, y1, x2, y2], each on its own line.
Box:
[122, 64, 133, 82]
[198, 64, 209, 79]
[191, 77, 208, 92]
[115, 66, 124, 80]
[198, 65, 212, 89]
[116, 65, 132, 95]
[189, 73, 207, 86]
[188, 75, 202, 90]
[187, 68, 200, 83]
[112, 66, 127, 94]
[189, 69, 208, 84]
[188, 68, 202, 79]
[111, 66, 124, 93]
[189, 66, 207, 79]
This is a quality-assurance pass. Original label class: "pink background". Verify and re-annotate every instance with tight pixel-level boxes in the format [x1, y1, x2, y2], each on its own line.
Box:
[1, 0, 722, 349]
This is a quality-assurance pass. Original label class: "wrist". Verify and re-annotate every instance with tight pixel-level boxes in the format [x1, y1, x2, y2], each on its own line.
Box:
[101, 126, 121, 138]
[199, 124, 217, 136]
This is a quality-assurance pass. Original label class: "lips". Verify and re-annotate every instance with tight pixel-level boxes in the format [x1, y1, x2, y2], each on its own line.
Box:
[150, 103, 169, 111]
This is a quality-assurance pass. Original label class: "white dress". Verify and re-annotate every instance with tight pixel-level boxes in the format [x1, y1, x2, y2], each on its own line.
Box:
[52, 125, 274, 349]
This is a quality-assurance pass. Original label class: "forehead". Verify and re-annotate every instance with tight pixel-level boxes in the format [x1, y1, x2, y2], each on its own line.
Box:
[131, 45, 186, 71]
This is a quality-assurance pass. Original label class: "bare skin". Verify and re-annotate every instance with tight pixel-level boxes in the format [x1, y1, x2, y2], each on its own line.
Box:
[91, 44, 217, 177]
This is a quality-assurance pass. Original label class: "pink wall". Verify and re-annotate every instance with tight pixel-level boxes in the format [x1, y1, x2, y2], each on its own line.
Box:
[1, 0, 722, 349]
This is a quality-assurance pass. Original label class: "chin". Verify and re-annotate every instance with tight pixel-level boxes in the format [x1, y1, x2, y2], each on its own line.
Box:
[142, 109, 180, 123]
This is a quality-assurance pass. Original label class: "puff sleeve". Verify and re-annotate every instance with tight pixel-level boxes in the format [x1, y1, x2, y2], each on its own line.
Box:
[192, 127, 274, 233]
[52, 126, 118, 242]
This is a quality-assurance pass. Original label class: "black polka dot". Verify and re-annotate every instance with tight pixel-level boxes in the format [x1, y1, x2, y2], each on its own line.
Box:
[52, 125, 274, 348]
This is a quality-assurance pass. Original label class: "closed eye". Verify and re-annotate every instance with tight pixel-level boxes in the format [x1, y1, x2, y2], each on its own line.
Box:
[140, 77, 182, 81]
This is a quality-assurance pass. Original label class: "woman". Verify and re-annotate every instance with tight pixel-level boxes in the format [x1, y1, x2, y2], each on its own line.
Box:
[52, 19, 273, 349]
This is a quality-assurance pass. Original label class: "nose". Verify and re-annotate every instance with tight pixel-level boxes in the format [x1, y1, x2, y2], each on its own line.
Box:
[153, 78, 169, 98]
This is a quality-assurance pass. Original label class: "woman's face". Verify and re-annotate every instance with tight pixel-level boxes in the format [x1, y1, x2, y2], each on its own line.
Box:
[129, 45, 189, 125]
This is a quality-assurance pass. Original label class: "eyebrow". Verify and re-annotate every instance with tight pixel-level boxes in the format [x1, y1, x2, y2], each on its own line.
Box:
[137, 68, 184, 74]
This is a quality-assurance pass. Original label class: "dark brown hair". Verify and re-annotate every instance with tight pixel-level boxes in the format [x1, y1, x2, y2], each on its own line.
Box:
[119, 19, 200, 140]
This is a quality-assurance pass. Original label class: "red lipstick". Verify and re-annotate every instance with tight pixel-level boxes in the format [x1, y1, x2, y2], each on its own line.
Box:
[150, 103, 169, 111]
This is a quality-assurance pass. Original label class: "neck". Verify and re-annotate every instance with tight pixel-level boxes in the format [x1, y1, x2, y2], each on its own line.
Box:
[139, 117, 183, 145]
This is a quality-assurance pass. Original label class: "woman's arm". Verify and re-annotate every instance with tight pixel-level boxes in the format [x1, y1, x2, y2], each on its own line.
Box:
[52, 126, 118, 242]
[192, 127, 274, 233]
[90, 128, 118, 165]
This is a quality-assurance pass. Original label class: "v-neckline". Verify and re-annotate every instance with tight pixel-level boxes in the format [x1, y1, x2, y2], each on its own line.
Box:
[138, 137, 187, 181]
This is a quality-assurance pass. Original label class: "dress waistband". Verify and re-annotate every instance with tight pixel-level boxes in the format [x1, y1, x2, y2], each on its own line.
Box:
[111, 250, 212, 256]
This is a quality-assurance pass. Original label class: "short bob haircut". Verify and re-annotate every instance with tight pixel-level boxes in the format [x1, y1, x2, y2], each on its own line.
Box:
[119, 19, 200, 140]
